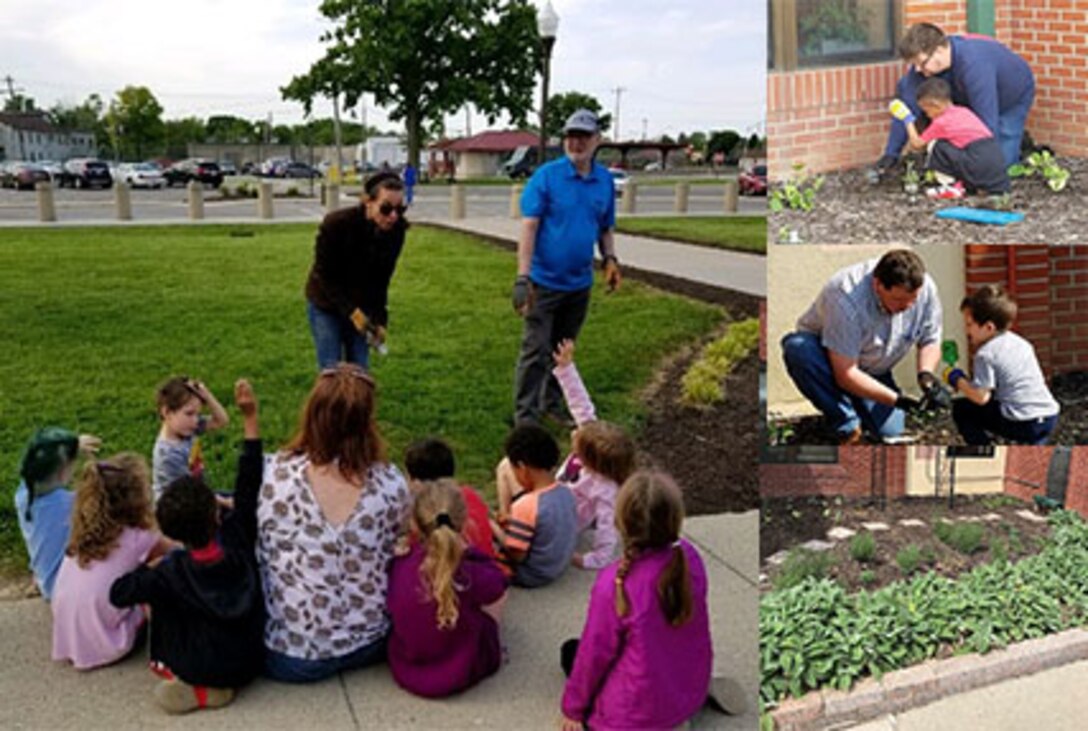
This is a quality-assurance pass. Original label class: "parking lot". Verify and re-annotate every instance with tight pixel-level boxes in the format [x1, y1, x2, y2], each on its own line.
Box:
[0, 176, 766, 224]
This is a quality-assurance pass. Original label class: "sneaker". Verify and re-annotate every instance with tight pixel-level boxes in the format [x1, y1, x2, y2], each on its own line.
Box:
[839, 426, 863, 445]
[154, 679, 235, 714]
[926, 181, 965, 200]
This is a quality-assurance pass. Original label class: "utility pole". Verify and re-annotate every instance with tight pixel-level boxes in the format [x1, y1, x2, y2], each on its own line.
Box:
[612, 86, 625, 143]
[641, 118, 648, 141]
[332, 91, 344, 179]
[465, 104, 472, 138]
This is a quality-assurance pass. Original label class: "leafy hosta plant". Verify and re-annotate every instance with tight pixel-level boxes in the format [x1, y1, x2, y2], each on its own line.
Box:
[1009, 150, 1070, 192]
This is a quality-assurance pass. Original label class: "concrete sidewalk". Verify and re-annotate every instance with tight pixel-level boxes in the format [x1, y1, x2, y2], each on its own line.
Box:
[418, 215, 766, 298]
[0, 512, 758, 730]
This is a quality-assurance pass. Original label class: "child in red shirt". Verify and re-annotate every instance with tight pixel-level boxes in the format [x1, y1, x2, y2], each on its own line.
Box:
[890, 77, 1009, 195]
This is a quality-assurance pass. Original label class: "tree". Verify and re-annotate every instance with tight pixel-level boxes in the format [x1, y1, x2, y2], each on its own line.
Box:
[3, 94, 35, 112]
[104, 86, 165, 160]
[707, 129, 742, 163]
[205, 115, 256, 144]
[50, 94, 104, 132]
[543, 91, 612, 139]
[163, 117, 206, 160]
[688, 131, 708, 154]
[282, 0, 539, 168]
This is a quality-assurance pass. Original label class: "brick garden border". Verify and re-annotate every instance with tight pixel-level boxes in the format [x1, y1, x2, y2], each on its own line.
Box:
[771, 628, 1088, 730]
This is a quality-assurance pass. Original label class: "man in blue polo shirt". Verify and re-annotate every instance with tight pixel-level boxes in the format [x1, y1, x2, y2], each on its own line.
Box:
[875, 22, 1034, 177]
[781, 249, 950, 443]
[511, 109, 620, 425]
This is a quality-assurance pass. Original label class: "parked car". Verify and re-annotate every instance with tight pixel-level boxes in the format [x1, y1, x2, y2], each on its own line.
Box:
[608, 167, 629, 197]
[259, 158, 291, 177]
[240, 161, 260, 175]
[501, 145, 562, 178]
[38, 160, 64, 181]
[163, 159, 223, 188]
[1, 162, 51, 190]
[218, 160, 238, 176]
[117, 162, 166, 189]
[282, 161, 322, 179]
[57, 158, 113, 189]
[738, 164, 767, 196]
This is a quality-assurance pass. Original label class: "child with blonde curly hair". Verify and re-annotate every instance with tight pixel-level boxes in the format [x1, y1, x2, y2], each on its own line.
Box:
[387, 480, 507, 697]
[52, 453, 171, 669]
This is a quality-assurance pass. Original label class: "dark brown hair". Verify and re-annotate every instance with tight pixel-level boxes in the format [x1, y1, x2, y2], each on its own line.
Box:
[917, 77, 952, 104]
[284, 364, 387, 482]
[961, 284, 1017, 331]
[613, 470, 693, 626]
[575, 421, 636, 486]
[156, 376, 203, 415]
[67, 453, 154, 568]
[157, 476, 217, 548]
[898, 22, 948, 60]
[874, 249, 926, 291]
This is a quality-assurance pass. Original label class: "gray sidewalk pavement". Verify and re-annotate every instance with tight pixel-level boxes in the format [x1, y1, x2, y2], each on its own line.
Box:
[421, 215, 766, 298]
[0, 512, 758, 730]
[847, 659, 1088, 731]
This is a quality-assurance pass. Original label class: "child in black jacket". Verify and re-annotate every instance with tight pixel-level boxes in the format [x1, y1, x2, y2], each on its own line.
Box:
[110, 379, 265, 714]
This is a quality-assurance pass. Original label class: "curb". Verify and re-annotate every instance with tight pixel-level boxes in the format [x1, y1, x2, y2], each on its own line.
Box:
[771, 628, 1088, 730]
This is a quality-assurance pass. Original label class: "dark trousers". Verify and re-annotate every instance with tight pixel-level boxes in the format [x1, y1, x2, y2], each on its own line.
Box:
[514, 283, 590, 424]
[952, 398, 1057, 445]
[928, 138, 1010, 193]
[561, 638, 579, 677]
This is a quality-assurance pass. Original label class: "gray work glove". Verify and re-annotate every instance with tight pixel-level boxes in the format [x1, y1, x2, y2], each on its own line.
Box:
[917, 371, 952, 411]
[512, 275, 531, 314]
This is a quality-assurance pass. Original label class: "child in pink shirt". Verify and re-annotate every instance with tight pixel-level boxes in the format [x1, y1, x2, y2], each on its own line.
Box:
[891, 76, 1009, 194]
[52, 453, 170, 669]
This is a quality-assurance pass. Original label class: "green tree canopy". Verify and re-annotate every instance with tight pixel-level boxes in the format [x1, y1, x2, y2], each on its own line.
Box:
[707, 129, 742, 162]
[205, 115, 256, 144]
[163, 117, 206, 160]
[104, 86, 165, 160]
[544, 91, 612, 139]
[3, 94, 36, 113]
[282, 0, 540, 167]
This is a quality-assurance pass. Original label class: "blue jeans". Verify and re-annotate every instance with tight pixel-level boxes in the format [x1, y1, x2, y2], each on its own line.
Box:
[264, 634, 387, 683]
[952, 398, 1057, 445]
[307, 300, 369, 371]
[781, 332, 905, 438]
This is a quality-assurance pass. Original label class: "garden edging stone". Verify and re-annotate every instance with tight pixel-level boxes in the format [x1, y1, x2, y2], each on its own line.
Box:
[771, 628, 1088, 730]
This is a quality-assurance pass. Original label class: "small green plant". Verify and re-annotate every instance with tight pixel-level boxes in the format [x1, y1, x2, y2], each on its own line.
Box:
[896, 544, 922, 575]
[773, 548, 835, 591]
[769, 162, 825, 213]
[981, 494, 1023, 510]
[285, 185, 301, 197]
[859, 569, 876, 586]
[235, 182, 256, 198]
[924, 169, 938, 184]
[1008, 150, 1070, 192]
[766, 413, 796, 446]
[849, 532, 877, 563]
[921, 545, 937, 565]
[934, 521, 985, 555]
[902, 159, 920, 192]
[680, 318, 759, 406]
[992, 539, 1008, 564]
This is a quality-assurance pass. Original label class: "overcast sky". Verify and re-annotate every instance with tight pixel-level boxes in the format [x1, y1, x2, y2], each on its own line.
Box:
[0, 0, 766, 139]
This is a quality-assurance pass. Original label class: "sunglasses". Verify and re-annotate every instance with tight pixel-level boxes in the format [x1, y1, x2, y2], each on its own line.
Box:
[378, 202, 407, 217]
[319, 366, 376, 387]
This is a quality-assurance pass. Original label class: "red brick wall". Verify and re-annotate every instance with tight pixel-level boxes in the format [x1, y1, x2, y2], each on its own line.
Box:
[1004, 0, 1088, 153]
[904, 0, 966, 31]
[964, 245, 1088, 376]
[1005, 446, 1088, 517]
[760, 446, 908, 499]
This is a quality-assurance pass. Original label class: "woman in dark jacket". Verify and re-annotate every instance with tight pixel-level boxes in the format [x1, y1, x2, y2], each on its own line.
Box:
[305, 172, 408, 370]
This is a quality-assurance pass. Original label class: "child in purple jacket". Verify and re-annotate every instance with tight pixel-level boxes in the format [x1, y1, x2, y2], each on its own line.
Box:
[387, 480, 508, 697]
[560, 470, 712, 730]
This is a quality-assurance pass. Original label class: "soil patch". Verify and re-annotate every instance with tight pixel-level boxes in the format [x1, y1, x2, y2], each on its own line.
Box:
[773, 371, 1087, 446]
[760, 494, 1052, 594]
[770, 156, 1088, 245]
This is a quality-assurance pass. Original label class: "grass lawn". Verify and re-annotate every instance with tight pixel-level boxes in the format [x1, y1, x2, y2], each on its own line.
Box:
[0, 223, 722, 573]
[615, 215, 767, 254]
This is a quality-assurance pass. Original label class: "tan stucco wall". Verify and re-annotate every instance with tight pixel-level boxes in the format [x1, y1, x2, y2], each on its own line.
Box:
[905, 446, 1008, 497]
[767, 244, 967, 417]
[454, 151, 503, 179]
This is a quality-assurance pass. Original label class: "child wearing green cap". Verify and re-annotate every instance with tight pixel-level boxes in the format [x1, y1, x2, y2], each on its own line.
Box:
[14, 427, 101, 600]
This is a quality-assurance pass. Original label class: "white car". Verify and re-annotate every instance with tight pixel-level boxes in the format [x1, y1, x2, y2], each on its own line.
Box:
[608, 167, 629, 196]
[118, 162, 166, 189]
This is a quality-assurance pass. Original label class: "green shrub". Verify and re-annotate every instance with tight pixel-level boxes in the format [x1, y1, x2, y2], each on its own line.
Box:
[896, 545, 922, 575]
[769, 162, 825, 213]
[285, 186, 301, 197]
[773, 549, 835, 591]
[849, 532, 877, 563]
[859, 570, 876, 586]
[992, 539, 1008, 564]
[680, 317, 759, 406]
[934, 521, 985, 555]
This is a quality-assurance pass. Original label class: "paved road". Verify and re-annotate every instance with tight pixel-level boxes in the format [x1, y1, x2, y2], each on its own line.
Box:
[0, 181, 766, 224]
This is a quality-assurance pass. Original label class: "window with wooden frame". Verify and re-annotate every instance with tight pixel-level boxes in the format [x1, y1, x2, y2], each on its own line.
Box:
[769, 0, 901, 70]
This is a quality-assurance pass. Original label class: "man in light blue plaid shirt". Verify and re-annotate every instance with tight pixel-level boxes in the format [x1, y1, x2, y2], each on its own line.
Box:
[781, 250, 950, 443]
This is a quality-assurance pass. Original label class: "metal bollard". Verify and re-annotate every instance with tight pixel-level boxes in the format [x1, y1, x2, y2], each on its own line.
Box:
[187, 181, 204, 220]
[509, 184, 523, 219]
[450, 184, 466, 219]
[258, 182, 274, 219]
[36, 181, 56, 222]
[325, 183, 340, 214]
[621, 181, 637, 214]
[723, 180, 739, 213]
[115, 182, 132, 221]
[674, 181, 690, 214]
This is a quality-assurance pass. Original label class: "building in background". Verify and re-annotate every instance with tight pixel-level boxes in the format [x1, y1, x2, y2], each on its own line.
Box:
[0, 112, 95, 162]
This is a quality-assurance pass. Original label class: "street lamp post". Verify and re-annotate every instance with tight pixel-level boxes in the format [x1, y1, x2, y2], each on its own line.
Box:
[537, 1, 559, 170]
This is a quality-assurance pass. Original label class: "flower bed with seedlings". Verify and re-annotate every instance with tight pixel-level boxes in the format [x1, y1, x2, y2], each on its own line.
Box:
[760, 508, 1088, 709]
[769, 155, 1088, 245]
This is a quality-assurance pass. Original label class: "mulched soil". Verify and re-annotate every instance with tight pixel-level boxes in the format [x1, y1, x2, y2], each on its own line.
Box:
[770, 155, 1088, 245]
[760, 494, 1053, 594]
[773, 370, 1087, 445]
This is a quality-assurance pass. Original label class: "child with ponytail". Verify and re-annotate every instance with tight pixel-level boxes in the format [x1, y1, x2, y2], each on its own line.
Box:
[559, 470, 712, 730]
[386, 480, 507, 698]
[52, 453, 171, 669]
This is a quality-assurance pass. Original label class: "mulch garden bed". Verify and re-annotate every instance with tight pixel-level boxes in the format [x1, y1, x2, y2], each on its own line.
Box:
[760, 494, 1052, 594]
[772, 370, 1088, 446]
[770, 155, 1088, 245]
